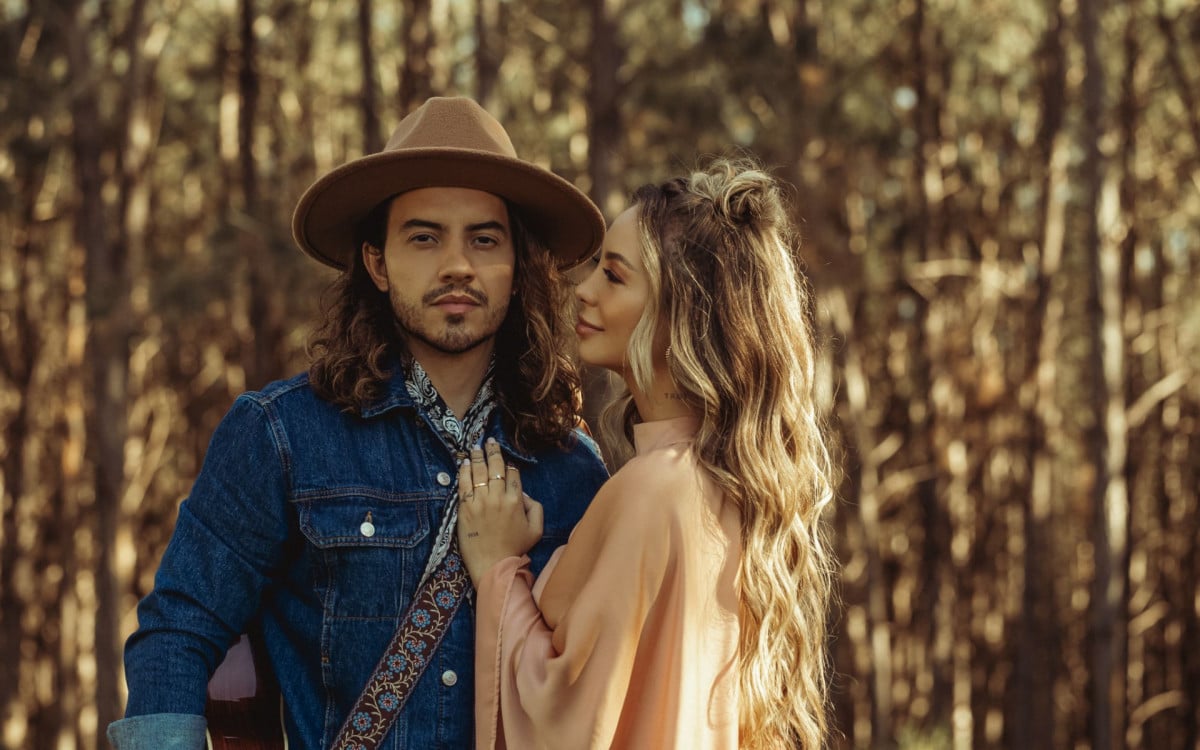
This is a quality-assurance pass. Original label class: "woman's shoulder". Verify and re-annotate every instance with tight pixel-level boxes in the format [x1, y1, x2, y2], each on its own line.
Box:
[586, 443, 702, 528]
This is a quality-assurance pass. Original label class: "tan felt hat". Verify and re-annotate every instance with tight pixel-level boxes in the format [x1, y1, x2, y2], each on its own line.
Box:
[292, 96, 605, 270]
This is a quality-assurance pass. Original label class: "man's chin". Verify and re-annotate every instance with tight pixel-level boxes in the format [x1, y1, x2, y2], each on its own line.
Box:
[438, 340, 488, 355]
[415, 331, 494, 356]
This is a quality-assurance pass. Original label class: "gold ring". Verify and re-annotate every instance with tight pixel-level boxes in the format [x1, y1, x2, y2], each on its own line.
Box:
[473, 482, 488, 488]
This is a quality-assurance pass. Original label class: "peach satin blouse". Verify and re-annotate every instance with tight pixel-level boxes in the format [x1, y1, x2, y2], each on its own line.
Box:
[474, 417, 742, 749]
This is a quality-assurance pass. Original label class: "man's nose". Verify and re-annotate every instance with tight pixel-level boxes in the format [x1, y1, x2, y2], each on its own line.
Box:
[438, 238, 474, 280]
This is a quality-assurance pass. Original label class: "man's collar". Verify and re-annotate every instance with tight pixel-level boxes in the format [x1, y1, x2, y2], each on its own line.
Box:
[358, 361, 536, 463]
[359, 365, 416, 419]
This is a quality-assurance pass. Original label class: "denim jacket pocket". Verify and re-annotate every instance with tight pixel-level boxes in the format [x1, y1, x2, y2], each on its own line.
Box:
[297, 494, 434, 619]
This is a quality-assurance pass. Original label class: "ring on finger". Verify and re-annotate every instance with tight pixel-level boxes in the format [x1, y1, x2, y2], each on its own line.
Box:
[473, 481, 488, 488]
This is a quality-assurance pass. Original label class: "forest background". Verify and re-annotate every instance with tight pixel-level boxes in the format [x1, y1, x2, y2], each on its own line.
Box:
[1, 0, 1197, 748]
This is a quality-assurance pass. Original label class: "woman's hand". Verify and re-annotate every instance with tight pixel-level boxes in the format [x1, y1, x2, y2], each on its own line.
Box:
[457, 438, 543, 587]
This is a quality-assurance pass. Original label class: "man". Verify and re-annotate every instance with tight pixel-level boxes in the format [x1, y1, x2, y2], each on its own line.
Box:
[108, 97, 610, 749]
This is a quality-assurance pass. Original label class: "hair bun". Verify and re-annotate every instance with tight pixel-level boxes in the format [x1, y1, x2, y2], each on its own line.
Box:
[690, 159, 781, 229]
[719, 182, 764, 226]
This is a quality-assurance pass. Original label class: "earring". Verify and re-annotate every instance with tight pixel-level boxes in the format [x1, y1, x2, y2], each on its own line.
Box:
[665, 345, 672, 362]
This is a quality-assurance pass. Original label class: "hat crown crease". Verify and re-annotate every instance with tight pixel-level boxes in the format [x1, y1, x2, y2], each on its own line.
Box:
[384, 97, 516, 157]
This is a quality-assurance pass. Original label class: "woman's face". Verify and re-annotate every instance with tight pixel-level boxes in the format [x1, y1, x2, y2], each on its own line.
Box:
[574, 205, 652, 373]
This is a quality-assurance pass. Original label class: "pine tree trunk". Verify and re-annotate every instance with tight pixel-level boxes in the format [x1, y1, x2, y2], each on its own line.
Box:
[1080, 0, 1129, 745]
[357, 0, 382, 153]
[65, 0, 134, 737]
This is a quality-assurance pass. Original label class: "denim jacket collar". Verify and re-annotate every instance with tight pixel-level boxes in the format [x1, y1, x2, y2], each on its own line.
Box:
[359, 361, 537, 464]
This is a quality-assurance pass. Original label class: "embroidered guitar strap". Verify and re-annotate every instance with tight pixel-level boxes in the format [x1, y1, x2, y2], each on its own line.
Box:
[332, 358, 492, 750]
[330, 543, 471, 750]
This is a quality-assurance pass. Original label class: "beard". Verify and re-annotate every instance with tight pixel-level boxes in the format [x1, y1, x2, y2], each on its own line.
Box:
[389, 284, 510, 355]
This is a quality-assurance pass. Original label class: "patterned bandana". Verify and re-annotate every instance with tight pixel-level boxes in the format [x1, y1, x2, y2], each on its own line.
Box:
[404, 357, 498, 586]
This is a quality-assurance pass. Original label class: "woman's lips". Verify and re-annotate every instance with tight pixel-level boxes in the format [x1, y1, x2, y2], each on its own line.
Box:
[575, 318, 602, 336]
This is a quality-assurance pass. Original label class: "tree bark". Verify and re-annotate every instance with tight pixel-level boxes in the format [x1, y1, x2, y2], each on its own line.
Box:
[1080, 0, 1129, 746]
[844, 299, 896, 750]
[0, 151, 39, 738]
[65, 0, 136, 737]
[587, 0, 621, 217]
[238, 0, 282, 389]
[357, 0, 382, 153]
[1012, 2, 1067, 746]
[474, 0, 502, 109]
[398, 0, 433, 114]
[908, 0, 952, 741]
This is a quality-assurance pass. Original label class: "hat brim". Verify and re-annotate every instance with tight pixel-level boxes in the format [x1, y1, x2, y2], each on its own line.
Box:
[292, 148, 605, 271]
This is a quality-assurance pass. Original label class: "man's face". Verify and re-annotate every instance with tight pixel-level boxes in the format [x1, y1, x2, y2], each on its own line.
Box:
[363, 187, 516, 360]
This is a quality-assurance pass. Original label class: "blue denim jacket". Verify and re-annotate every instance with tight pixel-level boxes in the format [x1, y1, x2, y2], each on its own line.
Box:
[109, 368, 608, 750]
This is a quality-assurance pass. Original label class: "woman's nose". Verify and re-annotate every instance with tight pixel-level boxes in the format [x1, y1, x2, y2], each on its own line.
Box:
[575, 266, 599, 305]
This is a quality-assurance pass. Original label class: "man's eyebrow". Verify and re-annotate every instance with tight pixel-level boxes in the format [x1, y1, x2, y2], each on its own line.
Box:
[400, 219, 443, 231]
[466, 220, 508, 234]
[398, 219, 508, 234]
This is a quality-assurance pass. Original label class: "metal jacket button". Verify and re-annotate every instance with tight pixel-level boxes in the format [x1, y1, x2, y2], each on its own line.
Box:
[441, 669, 458, 687]
[360, 511, 375, 538]
[436, 471, 452, 486]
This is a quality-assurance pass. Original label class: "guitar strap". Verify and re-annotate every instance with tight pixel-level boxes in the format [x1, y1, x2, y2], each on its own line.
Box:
[329, 540, 471, 750]
[332, 358, 493, 749]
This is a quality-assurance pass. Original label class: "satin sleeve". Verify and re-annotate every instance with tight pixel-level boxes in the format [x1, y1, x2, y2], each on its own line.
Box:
[473, 463, 676, 750]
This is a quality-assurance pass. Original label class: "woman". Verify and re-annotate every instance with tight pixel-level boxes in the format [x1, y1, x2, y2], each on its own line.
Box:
[457, 157, 836, 749]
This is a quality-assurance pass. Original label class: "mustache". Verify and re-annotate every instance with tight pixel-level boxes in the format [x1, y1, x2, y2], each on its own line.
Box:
[422, 285, 487, 306]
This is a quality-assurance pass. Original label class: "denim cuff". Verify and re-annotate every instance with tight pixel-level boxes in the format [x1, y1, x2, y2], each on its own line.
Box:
[107, 713, 207, 750]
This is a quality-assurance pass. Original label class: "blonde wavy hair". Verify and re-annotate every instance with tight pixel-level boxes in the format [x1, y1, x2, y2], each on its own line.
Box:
[604, 157, 837, 748]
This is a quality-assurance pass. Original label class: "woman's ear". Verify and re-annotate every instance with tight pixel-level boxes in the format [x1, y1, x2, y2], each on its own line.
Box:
[362, 243, 389, 292]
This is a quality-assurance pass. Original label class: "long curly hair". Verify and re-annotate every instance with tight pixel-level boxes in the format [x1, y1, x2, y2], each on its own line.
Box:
[604, 158, 837, 748]
[307, 198, 583, 451]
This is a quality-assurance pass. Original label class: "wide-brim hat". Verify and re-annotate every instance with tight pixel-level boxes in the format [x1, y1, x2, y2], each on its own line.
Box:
[292, 96, 605, 271]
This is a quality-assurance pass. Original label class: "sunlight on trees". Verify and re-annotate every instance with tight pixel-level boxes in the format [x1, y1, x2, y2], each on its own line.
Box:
[1, 0, 1198, 747]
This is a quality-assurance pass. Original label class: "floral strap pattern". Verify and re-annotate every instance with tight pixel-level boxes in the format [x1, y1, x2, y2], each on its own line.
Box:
[330, 546, 471, 750]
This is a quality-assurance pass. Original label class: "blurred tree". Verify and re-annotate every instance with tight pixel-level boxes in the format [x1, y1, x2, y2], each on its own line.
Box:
[474, 0, 502, 108]
[398, 0, 434, 113]
[358, 0, 383, 153]
[62, 0, 148, 737]
[2, 0, 1199, 747]
[1078, 0, 1129, 745]
[1011, 1, 1066, 746]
